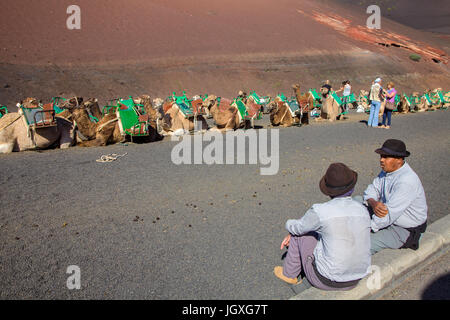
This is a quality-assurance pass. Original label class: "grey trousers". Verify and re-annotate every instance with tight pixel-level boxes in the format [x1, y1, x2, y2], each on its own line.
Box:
[370, 224, 410, 255]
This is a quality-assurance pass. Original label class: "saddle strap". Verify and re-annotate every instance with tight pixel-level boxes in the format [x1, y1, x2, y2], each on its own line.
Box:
[0, 114, 22, 132]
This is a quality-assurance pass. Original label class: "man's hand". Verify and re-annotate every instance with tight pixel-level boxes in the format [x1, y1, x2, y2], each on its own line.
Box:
[280, 234, 291, 250]
[368, 198, 389, 218]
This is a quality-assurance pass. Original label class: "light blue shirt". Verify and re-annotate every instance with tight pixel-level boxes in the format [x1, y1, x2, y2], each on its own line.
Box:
[363, 162, 428, 232]
[285, 197, 371, 282]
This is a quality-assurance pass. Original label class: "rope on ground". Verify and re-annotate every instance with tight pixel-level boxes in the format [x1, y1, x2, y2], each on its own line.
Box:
[96, 152, 128, 163]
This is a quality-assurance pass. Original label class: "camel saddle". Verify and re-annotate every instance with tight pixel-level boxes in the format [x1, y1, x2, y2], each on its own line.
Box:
[116, 103, 149, 136]
[296, 95, 311, 112]
[245, 101, 261, 119]
[217, 98, 235, 113]
[191, 99, 205, 114]
[19, 103, 57, 128]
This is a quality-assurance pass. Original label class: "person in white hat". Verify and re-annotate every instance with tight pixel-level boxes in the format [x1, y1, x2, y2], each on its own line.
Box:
[367, 78, 383, 127]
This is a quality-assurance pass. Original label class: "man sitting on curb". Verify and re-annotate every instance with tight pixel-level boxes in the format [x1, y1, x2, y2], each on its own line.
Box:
[274, 163, 371, 290]
[364, 139, 428, 255]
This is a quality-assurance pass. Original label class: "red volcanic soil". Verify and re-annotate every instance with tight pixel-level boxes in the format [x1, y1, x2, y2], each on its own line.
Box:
[0, 0, 449, 107]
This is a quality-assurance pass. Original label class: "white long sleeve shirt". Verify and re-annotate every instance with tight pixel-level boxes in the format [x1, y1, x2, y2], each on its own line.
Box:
[285, 197, 371, 282]
[363, 162, 428, 232]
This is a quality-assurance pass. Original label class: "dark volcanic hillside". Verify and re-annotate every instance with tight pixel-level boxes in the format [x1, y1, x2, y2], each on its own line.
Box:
[0, 0, 449, 108]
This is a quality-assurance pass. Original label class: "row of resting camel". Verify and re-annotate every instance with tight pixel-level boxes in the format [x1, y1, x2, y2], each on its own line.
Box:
[357, 88, 450, 115]
[0, 84, 448, 154]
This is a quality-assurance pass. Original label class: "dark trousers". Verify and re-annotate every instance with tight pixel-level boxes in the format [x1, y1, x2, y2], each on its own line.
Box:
[382, 109, 392, 126]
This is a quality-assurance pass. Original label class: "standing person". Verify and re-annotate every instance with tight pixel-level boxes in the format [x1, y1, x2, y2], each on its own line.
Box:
[364, 139, 428, 255]
[336, 80, 351, 119]
[381, 82, 397, 129]
[274, 163, 371, 290]
[367, 78, 383, 128]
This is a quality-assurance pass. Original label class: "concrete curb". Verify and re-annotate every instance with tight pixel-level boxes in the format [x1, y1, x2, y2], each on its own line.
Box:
[289, 214, 450, 300]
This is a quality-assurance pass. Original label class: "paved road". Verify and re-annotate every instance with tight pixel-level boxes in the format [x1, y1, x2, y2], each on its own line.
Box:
[379, 248, 450, 300]
[0, 109, 449, 299]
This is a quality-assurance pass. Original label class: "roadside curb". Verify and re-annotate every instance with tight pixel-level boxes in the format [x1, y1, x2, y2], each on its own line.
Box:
[289, 214, 450, 300]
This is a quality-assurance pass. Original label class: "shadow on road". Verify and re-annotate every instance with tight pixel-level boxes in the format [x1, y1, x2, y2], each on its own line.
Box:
[421, 273, 450, 300]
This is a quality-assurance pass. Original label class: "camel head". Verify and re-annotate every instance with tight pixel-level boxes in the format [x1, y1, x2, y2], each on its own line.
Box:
[71, 107, 91, 123]
[266, 100, 278, 114]
[21, 97, 40, 108]
[81, 98, 102, 120]
[203, 95, 218, 110]
[138, 95, 161, 121]
[61, 96, 83, 111]
[269, 101, 287, 126]
[292, 84, 301, 91]
[153, 98, 164, 110]
[135, 94, 152, 107]
[238, 90, 247, 98]
[320, 87, 329, 96]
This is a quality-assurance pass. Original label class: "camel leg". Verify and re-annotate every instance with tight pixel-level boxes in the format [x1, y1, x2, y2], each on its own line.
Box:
[209, 126, 222, 132]
[78, 139, 104, 147]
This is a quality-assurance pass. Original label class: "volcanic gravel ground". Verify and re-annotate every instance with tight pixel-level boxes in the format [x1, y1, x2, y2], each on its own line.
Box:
[0, 110, 449, 299]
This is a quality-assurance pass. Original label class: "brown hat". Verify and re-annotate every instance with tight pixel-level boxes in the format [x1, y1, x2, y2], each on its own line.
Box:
[319, 163, 358, 197]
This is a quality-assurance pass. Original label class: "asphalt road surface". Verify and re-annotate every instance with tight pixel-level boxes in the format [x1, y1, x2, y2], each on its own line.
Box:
[0, 109, 449, 299]
[380, 248, 450, 300]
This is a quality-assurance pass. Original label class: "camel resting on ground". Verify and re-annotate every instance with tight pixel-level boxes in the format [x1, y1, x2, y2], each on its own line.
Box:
[71, 94, 162, 147]
[293, 84, 315, 125]
[0, 98, 75, 153]
[269, 100, 298, 127]
[202, 95, 240, 132]
[316, 95, 340, 122]
[158, 98, 209, 136]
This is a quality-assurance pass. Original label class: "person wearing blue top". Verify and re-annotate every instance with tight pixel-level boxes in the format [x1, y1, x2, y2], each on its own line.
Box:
[364, 139, 428, 254]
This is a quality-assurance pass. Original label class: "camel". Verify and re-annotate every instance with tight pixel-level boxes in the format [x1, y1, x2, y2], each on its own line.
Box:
[158, 97, 209, 135]
[396, 95, 410, 114]
[268, 85, 309, 127]
[293, 84, 315, 125]
[0, 98, 74, 153]
[70, 108, 122, 147]
[443, 91, 450, 108]
[357, 90, 370, 112]
[316, 94, 340, 122]
[134, 94, 163, 142]
[202, 95, 240, 132]
[414, 92, 429, 112]
[269, 100, 297, 127]
[421, 88, 445, 111]
[71, 94, 161, 147]
[55, 96, 85, 120]
[82, 98, 103, 121]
